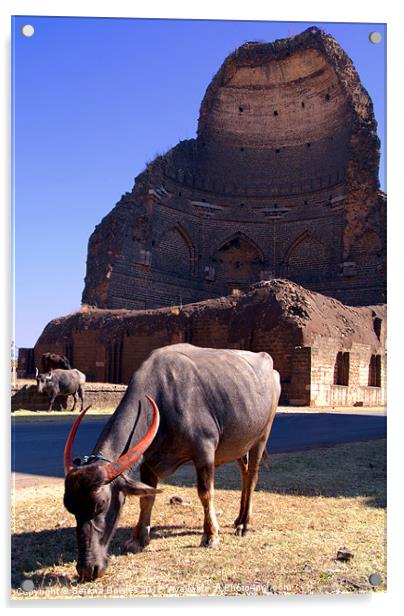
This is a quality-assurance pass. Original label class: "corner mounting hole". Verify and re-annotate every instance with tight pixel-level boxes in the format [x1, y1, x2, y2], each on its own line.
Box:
[21, 24, 35, 37]
[369, 31, 382, 44]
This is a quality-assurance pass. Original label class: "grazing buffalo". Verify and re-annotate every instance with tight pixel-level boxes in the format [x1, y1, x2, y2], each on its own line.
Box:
[35, 368, 86, 411]
[63, 343, 281, 581]
[42, 352, 72, 372]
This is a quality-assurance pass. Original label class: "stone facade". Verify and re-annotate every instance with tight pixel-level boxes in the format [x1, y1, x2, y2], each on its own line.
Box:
[32, 279, 386, 407]
[82, 27, 386, 311]
[11, 382, 126, 411]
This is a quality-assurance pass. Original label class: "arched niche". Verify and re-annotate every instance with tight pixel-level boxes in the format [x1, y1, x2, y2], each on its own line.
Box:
[153, 224, 196, 277]
[212, 233, 264, 288]
[283, 230, 332, 283]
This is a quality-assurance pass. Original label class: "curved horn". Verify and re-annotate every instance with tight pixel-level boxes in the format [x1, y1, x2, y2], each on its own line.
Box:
[102, 395, 160, 483]
[35, 367, 38, 378]
[63, 405, 92, 475]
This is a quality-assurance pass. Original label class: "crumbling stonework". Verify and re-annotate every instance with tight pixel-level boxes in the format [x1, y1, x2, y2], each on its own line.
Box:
[34, 279, 386, 407]
[82, 27, 386, 310]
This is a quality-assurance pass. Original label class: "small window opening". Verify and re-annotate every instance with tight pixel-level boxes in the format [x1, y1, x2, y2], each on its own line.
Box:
[368, 354, 381, 387]
[325, 93, 331, 101]
[273, 110, 279, 116]
[304, 200, 308, 205]
[275, 148, 281, 153]
[239, 106, 244, 112]
[240, 203, 245, 208]
[373, 317, 382, 340]
[334, 352, 350, 386]
[306, 142, 311, 148]
[202, 198, 206, 203]
[301, 101, 305, 108]
[178, 191, 182, 197]
[240, 147, 244, 152]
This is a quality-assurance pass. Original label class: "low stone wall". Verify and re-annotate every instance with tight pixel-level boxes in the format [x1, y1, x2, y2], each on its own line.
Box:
[11, 381, 127, 411]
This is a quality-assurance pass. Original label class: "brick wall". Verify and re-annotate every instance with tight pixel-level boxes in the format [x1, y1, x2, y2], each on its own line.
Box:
[11, 382, 126, 411]
[310, 336, 386, 406]
[32, 280, 386, 409]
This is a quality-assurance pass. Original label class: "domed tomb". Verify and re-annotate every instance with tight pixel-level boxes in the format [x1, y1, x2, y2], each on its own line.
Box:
[82, 27, 386, 310]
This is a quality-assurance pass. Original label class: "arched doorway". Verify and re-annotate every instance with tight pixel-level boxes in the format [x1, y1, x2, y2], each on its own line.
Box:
[213, 234, 264, 291]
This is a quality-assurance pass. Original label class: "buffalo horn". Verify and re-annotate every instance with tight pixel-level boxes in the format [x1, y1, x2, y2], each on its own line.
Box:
[35, 367, 38, 378]
[102, 395, 160, 482]
[63, 405, 92, 475]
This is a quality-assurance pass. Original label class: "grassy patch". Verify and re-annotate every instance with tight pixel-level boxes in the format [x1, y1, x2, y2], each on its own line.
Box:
[11, 439, 386, 599]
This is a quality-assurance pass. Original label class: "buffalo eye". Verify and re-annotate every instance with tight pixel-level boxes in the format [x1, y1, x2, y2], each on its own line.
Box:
[94, 501, 105, 516]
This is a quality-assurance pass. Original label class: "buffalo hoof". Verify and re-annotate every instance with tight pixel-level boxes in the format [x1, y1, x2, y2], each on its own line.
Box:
[123, 537, 149, 554]
[200, 533, 220, 548]
[234, 524, 251, 537]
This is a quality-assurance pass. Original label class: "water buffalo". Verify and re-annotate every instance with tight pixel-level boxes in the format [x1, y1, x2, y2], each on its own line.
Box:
[41, 352, 72, 372]
[63, 343, 281, 581]
[35, 368, 86, 411]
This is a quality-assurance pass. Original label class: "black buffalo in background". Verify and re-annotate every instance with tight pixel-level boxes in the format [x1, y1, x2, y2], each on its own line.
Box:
[42, 352, 71, 372]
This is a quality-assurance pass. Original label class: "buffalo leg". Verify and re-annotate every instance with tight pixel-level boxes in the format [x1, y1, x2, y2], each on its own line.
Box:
[124, 463, 158, 553]
[71, 393, 77, 411]
[78, 386, 84, 411]
[195, 461, 220, 548]
[234, 440, 267, 537]
[48, 394, 56, 411]
[233, 456, 249, 528]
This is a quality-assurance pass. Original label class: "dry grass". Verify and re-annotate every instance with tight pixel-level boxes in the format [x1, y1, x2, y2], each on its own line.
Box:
[11, 439, 386, 599]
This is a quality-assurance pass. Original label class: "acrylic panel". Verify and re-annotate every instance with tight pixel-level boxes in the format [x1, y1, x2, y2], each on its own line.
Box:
[11, 16, 386, 599]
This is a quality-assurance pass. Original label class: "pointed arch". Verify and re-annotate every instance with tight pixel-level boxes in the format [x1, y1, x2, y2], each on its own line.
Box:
[283, 230, 311, 263]
[154, 222, 197, 277]
[282, 230, 332, 283]
[212, 231, 265, 262]
[211, 232, 265, 288]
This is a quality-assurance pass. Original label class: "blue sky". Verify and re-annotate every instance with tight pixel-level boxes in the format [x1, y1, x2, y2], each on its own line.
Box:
[12, 17, 386, 349]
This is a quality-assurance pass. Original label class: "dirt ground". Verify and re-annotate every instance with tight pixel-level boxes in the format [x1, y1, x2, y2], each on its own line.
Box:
[11, 439, 386, 599]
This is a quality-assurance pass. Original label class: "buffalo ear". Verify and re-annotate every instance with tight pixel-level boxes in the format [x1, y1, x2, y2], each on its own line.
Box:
[117, 475, 163, 497]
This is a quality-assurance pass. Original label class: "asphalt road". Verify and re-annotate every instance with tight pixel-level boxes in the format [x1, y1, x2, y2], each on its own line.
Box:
[11, 411, 386, 487]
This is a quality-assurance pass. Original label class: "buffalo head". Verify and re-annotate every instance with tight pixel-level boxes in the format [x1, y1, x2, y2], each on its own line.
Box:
[35, 368, 53, 393]
[63, 397, 161, 581]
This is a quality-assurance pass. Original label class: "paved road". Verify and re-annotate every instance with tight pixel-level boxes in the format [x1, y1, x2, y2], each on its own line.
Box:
[11, 411, 386, 487]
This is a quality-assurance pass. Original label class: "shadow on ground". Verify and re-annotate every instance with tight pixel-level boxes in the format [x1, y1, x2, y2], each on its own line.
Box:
[11, 523, 204, 589]
[12, 525, 126, 589]
[163, 438, 386, 508]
